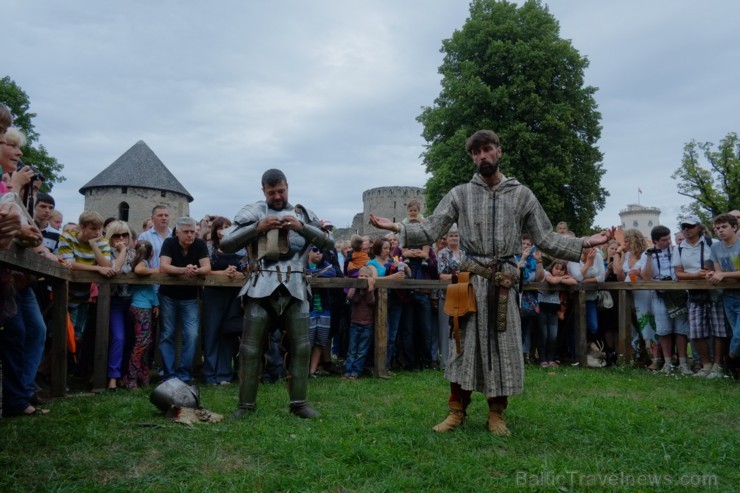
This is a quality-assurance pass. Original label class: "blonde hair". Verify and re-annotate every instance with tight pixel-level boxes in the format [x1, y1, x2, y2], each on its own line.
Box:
[623, 229, 647, 257]
[105, 220, 132, 240]
[78, 210, 104, 228]
[3, 127, 26, 147]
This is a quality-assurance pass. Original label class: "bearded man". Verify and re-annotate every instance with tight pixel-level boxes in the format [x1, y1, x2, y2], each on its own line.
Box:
[221, 169, 333, 418]
[371, 129, 612, 435]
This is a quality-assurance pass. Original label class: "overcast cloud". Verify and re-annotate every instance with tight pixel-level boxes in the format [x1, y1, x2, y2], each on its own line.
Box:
[4, 1, 739, 232]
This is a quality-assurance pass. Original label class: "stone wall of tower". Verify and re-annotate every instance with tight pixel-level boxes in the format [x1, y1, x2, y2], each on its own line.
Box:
[360, 186, 425, 237]
[83, 186, 190, 234]
[619, 204, 661, 241]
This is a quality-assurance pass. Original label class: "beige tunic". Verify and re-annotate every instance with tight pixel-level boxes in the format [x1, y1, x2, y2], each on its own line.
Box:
[400, 173, 583, 397]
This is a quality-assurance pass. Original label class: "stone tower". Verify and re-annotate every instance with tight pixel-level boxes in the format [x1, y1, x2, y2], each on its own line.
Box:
[357, 186, 426, 237]
[79, 140, 193, 234]
[619, 203, 661, 240]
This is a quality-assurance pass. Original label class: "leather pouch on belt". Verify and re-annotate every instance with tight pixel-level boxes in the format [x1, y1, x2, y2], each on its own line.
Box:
[494, 272, 515, 332]
[257, 229, 290, 261]
[444, 272, 476, 354]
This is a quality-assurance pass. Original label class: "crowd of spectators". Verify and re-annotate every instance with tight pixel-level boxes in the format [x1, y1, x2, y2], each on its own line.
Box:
[1, 109, 738, 417]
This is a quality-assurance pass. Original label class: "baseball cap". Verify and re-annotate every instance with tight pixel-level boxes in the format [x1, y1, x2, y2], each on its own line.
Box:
[680, 215, 701, 226]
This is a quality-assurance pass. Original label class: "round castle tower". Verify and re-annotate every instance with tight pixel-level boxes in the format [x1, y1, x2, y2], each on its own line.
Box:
[619, 203, 661, 240]
[355, 186, 426, 236]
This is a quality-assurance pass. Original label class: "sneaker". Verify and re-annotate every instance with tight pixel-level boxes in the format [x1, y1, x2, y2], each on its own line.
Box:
[659, 363, 674, 375]
[540, 362, 549, 368]
[309, 372, 318, 379]
[548, 361, 559, 368]
[693, 368, 711, 378]
[678, 364, 694, 376]
[706, 367, 725, 380]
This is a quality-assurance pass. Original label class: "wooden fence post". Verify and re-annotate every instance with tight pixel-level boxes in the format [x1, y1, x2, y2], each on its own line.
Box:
[92, 283, 111, 391]
[575, 290, 587, 366]
[617, 290, 631, 357]
[374, 288, 389, 378]
[50, 279, 69, 398]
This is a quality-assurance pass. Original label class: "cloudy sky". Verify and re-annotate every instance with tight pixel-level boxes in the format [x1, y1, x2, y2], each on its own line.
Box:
[5, 0, 738, 232]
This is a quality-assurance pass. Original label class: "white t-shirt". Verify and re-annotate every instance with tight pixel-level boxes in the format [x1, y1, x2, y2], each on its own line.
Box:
[671, 239, 710, 273]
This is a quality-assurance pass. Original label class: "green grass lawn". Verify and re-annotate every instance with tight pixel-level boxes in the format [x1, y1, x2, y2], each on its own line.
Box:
[2, 366, 738, 492]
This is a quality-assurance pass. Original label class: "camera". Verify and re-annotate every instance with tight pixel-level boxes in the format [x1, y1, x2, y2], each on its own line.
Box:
[645, 248, 661, 255]
[17, 161, 45, 183]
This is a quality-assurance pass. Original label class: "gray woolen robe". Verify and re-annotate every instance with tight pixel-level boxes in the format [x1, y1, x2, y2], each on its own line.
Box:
[399, 173, 583, 397]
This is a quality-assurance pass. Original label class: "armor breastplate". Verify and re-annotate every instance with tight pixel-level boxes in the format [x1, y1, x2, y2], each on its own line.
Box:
[241, 209, 311, 301]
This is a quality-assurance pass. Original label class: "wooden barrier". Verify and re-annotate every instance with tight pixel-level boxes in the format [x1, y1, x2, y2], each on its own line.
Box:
[1, 246, 730, 397]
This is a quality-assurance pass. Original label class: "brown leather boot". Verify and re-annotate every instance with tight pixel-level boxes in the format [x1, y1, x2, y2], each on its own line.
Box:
[432, 401, 465, 432]
[486, 401, 511, 436]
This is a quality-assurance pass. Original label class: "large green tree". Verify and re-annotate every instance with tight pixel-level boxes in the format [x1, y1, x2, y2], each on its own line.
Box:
[417, 0, 606, 234]
[671, 132, 739, 223]
[0, 76, 64, 190]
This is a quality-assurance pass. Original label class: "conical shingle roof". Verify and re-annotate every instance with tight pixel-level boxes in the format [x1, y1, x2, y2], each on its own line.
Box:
[79, 140, 193, 201]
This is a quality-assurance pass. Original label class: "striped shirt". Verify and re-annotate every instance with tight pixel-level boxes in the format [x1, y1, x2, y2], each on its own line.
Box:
[59, 230, 111, 303]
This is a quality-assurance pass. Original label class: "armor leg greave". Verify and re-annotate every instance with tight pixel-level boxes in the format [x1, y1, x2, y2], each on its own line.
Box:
[284, 300, 311, 403]
[237, 302, 270, 408]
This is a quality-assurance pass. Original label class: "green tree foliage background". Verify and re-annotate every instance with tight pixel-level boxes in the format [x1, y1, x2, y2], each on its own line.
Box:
[1, 76, 65, 191]
[672, 132, 739, 223]
[417, 0, 606, 234]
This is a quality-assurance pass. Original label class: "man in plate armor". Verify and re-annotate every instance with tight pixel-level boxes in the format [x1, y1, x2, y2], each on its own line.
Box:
[221, 169, 333, 419]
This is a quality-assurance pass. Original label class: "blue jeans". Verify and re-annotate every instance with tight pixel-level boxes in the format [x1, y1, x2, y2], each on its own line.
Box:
[724, 294, 740, 358]
[538, 303, 559, 362]
[69, 302, 90, 339]
[400, 292, 433, 369]
[586, 300, 598, 337]
[344, 323, 374, 377]
[108, 298, 130, 379]
[386, 294, 403, 369]
[201, 288, 239, 384]
[159, 294, 199, 382]
[0, 287, 46, 412]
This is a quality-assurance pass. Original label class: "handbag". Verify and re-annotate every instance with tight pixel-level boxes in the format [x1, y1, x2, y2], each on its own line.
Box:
[221, 294, 245, 334]
[444, 271, 476, 354]
[520, 290, 539, 316]
[596, 290, 613, 310]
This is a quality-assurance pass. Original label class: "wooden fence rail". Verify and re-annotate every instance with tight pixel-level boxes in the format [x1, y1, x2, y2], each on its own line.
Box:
[1, 246, 728, 398]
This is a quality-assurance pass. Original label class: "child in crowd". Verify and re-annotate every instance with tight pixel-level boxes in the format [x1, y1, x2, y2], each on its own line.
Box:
[127, 240, 159, 389]
[49, 210, 63, 231]
[707, 213, 740, 369]
[345, 234, 370, 275]
[306, 246, 337, 377]
[105, 220, 137, 390]
[58, 211, 115, 343]
[538, 259, 577, 367]
[402, 199, 425, 224]
[343, 266, 376, 380]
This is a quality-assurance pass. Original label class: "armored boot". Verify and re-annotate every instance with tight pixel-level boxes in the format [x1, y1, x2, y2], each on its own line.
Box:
[233, 302, 269, 418]
[432, 401, 466, 432]
[230, 403, 256, 420]
[289, 401, 320, 419]
[284, 301, 319, 418]
[486, 400, 511, 436]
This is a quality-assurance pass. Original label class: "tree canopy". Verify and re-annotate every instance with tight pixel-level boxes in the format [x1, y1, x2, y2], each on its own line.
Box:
[671, 132, 739, 223]
[417, 0, 606, 234]
[0, 76, 65, 190]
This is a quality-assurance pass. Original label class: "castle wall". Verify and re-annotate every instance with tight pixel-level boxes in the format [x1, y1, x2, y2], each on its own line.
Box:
[83, 186, 189, 234]
[361, 186, 425, 237]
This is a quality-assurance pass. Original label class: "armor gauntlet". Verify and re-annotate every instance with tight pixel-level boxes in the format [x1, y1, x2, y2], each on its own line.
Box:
[299, 222, 334, 250]
[220, 223, 259, 253]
